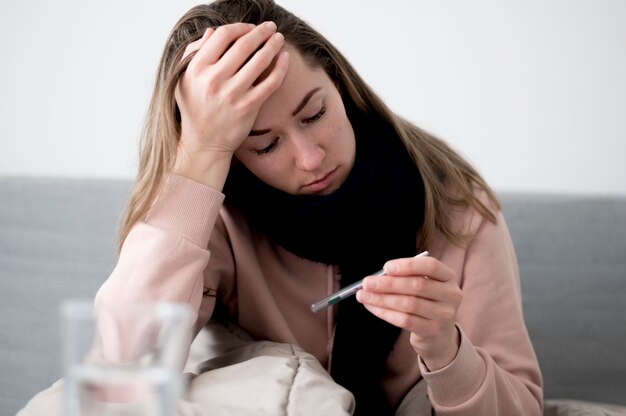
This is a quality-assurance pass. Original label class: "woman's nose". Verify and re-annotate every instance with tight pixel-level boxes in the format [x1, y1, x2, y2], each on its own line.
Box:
[292, 135, 325, 171]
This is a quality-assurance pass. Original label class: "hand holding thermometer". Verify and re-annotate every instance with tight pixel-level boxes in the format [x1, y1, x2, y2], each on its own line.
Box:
[310, 250, 429, 313]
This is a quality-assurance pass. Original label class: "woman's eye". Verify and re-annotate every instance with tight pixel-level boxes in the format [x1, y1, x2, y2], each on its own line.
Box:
[303, 106, 326, 124]
[254, 137, 279, 155]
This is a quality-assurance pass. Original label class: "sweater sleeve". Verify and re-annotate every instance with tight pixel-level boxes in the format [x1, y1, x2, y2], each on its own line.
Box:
[93, 174, 225, 365]
[419, 199, 543, 415]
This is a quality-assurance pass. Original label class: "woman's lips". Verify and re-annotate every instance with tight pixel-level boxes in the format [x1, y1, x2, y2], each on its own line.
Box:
[303, 167, 338, 193]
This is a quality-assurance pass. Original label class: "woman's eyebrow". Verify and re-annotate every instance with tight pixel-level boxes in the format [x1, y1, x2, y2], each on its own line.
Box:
[248, 87, 322, 137]
[292, 87, 321, 116]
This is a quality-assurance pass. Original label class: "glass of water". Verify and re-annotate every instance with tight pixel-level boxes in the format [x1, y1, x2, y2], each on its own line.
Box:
[60, 299, 193, 416]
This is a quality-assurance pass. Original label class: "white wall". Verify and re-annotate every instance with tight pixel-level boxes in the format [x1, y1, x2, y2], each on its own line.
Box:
[1, 0, 625, 195]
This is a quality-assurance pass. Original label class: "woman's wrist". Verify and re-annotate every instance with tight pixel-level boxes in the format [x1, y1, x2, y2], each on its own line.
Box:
[172, 146, 234, 191]
[417, 326, 461, 372]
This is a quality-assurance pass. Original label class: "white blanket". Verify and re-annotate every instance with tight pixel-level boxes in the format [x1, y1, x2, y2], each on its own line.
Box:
[17, 321, 365, 416]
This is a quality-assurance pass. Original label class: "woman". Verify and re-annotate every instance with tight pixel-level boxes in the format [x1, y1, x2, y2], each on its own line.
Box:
[96, 0, 543, 414]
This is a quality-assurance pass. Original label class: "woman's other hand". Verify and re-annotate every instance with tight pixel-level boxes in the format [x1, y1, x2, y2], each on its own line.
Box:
[356, 255, 463, 371]
[173, 22, 290, 188]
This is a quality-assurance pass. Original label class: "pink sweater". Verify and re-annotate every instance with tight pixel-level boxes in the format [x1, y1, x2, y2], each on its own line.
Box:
[95, 174, 543, 415]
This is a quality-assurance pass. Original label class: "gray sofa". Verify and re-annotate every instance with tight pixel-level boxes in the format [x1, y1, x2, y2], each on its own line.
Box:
[1, 177, 625, 415]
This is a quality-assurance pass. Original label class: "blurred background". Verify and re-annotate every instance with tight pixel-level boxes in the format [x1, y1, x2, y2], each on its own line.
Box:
[1, 0, 625, 195]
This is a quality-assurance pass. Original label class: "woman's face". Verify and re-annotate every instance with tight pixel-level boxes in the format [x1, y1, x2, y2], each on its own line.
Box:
[234, 45, 356, 196]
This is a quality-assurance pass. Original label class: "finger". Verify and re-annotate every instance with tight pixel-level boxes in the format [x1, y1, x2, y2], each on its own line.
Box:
[359, 291, 459, 335]
[362, 303, 436, 335]
[362, 275, 439, 301]
[232, 31, 285, 89]
[357, 290, 435, 319]
[182, 27, 215, 61]
[193, 22, 257, 66]
[217, 21, 280, 77]
[176, 29, 214, 103]
[241, 50, 290, 109]
[383, 256, 455, 283]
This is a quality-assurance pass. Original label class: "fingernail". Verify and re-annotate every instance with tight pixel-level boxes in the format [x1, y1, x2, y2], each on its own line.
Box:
[384, 262, 397, 274]
[265, 21, 277, 31]
[365, 278, 378, 290]
[274, 32, 284, 43]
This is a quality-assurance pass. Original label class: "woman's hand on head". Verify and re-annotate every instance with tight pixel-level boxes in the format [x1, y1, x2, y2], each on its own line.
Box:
[356, 255, 463, 371]
[173, 22, 289, 187]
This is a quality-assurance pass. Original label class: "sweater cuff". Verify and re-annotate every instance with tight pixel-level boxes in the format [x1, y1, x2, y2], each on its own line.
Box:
[419, 325, 486, 407]
[144, 174, 225, 247]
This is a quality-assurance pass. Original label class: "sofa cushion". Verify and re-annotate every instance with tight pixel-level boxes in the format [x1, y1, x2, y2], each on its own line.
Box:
[0, 178, 131, 415]
[500, 193, 626, 405]
[544, 399, 626, 416]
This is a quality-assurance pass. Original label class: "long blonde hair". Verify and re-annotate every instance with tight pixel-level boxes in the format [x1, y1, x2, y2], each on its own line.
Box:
[119, 0, 499, 250]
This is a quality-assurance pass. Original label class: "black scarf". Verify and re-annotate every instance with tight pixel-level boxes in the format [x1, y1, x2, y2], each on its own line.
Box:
[223, 108, 425, 415]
